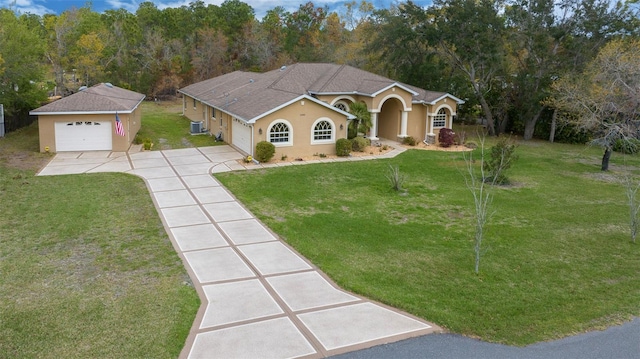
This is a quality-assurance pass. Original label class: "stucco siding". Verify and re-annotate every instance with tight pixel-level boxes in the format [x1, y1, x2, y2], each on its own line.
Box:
[38, 112, 138, 153]
[253, 99, 348, 159]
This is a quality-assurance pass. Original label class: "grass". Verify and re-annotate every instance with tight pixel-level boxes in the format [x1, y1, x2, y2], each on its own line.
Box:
[0, 116, 199, 357]
[136, 100, 224, 149]
[216, 138, 640, 345]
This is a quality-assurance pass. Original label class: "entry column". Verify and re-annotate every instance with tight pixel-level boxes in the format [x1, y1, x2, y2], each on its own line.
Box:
[399, 111, 408, 138]
[369, 112, 379, 140]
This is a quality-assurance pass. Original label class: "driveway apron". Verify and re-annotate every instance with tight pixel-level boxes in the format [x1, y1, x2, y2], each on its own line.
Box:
[37, 145, 439, 358]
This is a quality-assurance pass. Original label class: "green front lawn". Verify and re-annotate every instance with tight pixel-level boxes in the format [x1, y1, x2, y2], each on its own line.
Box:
[216, 140, 640, 345]
[0, 120, 199, 357]
[136, 100, 223, 149]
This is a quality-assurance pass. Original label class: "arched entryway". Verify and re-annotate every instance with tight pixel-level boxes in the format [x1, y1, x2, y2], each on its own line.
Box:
[377, 98, 403, 140]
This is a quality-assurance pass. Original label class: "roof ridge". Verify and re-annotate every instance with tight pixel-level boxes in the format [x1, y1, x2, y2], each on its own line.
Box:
[309, 63, 343, 93]
[267, 63, 297, 91]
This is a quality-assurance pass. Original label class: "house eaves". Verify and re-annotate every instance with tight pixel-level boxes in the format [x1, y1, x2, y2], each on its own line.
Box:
[309, 83, 419, 98]
[29, 110, 137, 116]
[246, 94, 356, 124]
[415, 93, 465, 105]
[371, 83, 419, 97]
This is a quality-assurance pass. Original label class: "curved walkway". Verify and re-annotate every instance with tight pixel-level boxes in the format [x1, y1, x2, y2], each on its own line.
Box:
[38, 144, 442, 358]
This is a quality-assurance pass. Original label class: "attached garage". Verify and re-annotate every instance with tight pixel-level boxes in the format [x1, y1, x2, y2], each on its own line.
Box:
[231, 118, 252, 155]
[31, 83, 145, 153]
[55, 121, 112, 151]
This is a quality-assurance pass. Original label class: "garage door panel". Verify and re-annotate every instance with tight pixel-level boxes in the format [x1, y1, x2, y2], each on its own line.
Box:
[232, 119, 251, 155]
[55, 121, 112, 151]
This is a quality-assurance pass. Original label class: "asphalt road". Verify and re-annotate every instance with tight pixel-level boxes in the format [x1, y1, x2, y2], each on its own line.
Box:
[332, 318, 640, 359]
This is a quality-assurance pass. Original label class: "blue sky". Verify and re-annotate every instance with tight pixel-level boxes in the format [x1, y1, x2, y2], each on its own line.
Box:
[2, 0, 433, 19]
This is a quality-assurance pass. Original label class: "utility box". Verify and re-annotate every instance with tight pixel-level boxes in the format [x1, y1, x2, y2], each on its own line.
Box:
[190, 121, 202, 134]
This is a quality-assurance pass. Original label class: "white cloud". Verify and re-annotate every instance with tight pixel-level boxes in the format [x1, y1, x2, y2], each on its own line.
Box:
[1, 0, 55, 15]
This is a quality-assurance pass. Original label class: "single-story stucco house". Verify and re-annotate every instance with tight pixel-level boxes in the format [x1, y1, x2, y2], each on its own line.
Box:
[179, 63, 464, 158]
[30, 83, 145, 153]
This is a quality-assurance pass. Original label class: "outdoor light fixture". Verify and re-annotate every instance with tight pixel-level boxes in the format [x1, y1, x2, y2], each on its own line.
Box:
[340, 124, 344, 130]
[258, 128, 263, 135]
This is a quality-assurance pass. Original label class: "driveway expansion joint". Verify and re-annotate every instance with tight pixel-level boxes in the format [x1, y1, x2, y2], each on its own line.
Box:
[37, 143, 440, 359]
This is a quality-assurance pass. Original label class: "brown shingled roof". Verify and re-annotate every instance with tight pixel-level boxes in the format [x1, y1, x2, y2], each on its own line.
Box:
[179, 63, 463, 122]
[30, 83, 145, 114]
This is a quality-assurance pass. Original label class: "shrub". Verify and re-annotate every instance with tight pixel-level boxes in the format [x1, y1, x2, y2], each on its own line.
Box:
[133, 134, 143, 145]
[485, 136, 518, 185]
[255, 141, 275, 162]
[336, 138, 351, 156]
[386, 165, 406, 191]
[351, 136, 370, 152]
[143, 138, 153, 151]
[613, 138, 640, 154]
[402, 136, 417, 146]
[438, 128, 456, 148]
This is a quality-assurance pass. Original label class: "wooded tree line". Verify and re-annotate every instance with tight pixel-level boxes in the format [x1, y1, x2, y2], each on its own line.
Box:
[0, 0, 638, 141]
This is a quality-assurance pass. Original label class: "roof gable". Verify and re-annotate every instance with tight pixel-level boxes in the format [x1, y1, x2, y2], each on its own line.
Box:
[179, 63, 462, 121]
[31, 83, 146, 114]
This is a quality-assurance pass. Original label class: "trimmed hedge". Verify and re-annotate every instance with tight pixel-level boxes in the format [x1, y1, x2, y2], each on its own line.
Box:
[255, 141, 275, 162]
[351, 136, 370, 152]
[336, 138, 351, 156]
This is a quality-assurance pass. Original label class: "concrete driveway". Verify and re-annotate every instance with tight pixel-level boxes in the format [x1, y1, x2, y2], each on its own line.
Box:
[37, 145, 439, 358]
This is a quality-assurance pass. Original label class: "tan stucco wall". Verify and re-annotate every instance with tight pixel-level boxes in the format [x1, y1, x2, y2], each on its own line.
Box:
[183, 95, 207, 122]
[371, 87, 413, 112]
[183, 90, 459, 157]
[38, 109, 141, 153]
[253, 99, 349, 159]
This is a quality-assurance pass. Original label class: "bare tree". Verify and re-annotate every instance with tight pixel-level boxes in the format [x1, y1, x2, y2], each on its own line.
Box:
[462, 134, 513, 273]
[546, 38, 640, 171]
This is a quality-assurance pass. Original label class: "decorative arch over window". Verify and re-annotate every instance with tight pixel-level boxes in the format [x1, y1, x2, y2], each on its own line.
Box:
[333, 101, 349, 112]
[268, 120, 293, 146]
[311, 118, 335, 144]
[432, 108, 448, 129]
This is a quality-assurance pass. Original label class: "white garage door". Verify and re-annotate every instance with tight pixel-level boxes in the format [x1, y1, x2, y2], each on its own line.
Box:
[55, 121, 112, 151]
[232, 118, 252, 155]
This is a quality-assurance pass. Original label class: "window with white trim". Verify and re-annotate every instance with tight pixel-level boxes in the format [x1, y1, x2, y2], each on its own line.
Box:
[313, 120, 333, 141]
[433, 108, 447, 128]
[334, 102, 349, 112]
[269, 122, 290, 144]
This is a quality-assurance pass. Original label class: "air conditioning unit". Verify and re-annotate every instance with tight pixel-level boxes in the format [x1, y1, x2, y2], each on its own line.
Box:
[190, 121, 202, 134]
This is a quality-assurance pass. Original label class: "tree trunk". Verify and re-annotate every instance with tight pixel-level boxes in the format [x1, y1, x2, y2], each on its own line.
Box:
[601, 147, 612, 171]
[523, 107, 544, 140]
[549, 108, 557, 143]
[497, 112, 509, 135]
[477, 94, 496, 136]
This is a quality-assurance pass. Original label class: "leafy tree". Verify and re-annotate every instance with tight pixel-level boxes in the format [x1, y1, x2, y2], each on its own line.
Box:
[429, 0, 507, 136]
[547, 38, 640, 171]
[339, 1, 375, 69]
[284, 2, 328, 62]
[0, 9, 47, 119]
[74, 32, 106, 86]
[100, 9, 143, 89]
[348, 102, 371, 139]
[191, 28, 230, 81]
[256, 7, 291, 70]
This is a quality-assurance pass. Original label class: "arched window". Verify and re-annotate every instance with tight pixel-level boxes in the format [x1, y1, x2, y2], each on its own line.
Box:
[313, 120, 333, 141]
[334, 102, 349, 112]
[268, 121, 292, 145]
[433, 108, 447, 128]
